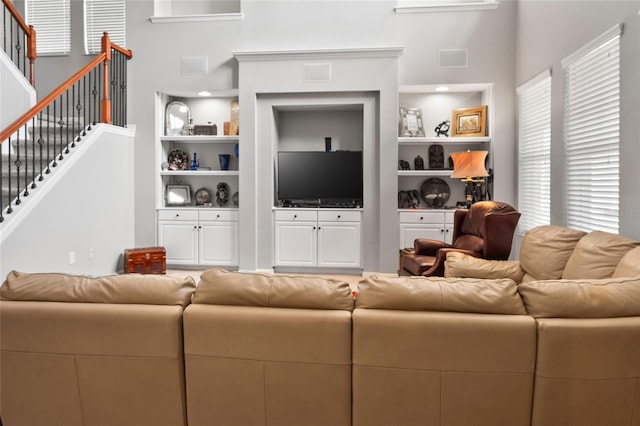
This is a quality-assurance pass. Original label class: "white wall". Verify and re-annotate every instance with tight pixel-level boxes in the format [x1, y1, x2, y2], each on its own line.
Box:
[0, 50, 36, 131]
[516, 0, 640, 240]
[0, 125, 135, 277]
[29, 0, 519, 272]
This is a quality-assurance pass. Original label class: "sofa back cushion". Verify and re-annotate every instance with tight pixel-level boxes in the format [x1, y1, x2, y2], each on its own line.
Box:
[445, 251, 525, 283]
[193, 269, 354, 311]
[355, 275, 527, 315]
[1, 270, 196, 306]
[519, 225, 586, 280]
[518, 277, 640, 318]
[562, 231, 640, 279]
[612, 246, 640, 278]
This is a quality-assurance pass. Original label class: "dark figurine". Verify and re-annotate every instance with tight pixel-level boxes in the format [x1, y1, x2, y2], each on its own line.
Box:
[398, 190, 420, 209]
[216, 182, 230, 206]
[428, 144, 445, 169]
[434, 119, 450, 137]
[399, 160, 410, 170]
[414, 155, 425, 170]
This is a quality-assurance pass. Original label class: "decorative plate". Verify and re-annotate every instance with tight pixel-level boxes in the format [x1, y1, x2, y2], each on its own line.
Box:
[194, 188, 211, 205]
[420, 177, 450, 208]
[168, 149, 189, 171]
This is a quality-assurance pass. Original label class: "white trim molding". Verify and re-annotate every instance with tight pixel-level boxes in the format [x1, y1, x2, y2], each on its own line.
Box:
[395, 1, 499, 14]
[233, 47, 404, 62]
[149, 13, 243, 23]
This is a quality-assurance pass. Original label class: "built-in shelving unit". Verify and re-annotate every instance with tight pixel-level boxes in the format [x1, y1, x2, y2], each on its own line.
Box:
[396, 83, 494, 249]
[155, 90, 240, 267]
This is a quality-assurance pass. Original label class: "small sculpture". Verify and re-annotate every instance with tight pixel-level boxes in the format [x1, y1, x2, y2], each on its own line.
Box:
[398, 190, 421, 209]
[434, 119, 450, 137]
[428, 144, 445, 169]
[190, 152, 199, 170]
[399, 160, 410, 170]
[216, 182, 230, 206]
[414, 155, 425, 170]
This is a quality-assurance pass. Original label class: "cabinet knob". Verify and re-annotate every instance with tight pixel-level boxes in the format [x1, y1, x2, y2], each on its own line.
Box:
[440, 229, 444, 233]
[313, 226, 316, 230]
[337, 215, 341, 219]
[175, 214, 180, 218]
[445, 229, 450, 233]
[193, 226, 197, 229]
[199, 226, 202, 229]
[318, 226, 321, 230]
[294, 214, 297, 219]
[216, 214, 220, 218]
[420, 216, 424, 221]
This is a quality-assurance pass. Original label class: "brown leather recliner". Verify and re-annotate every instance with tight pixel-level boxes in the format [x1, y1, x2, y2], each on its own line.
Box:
[401, 201, 521, 276]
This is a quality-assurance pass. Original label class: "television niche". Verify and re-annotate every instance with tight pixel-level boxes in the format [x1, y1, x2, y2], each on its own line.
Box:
[277, 151, 363, 208]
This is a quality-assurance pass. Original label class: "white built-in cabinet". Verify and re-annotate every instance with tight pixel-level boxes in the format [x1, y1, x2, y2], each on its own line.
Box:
[398, 210, 455, 249]
[397, 84, 493, 249]
[274, 209, 362, 268]
[155, 90, 240, 267]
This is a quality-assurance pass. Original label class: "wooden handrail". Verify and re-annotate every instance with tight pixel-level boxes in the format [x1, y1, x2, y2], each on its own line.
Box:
[0, 33, 132, 143]
[2, 0, 37, 85]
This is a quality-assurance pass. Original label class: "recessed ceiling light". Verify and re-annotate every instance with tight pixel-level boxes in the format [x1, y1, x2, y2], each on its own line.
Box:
[435, 86, 450, 92]
[198, 91, 211, 96]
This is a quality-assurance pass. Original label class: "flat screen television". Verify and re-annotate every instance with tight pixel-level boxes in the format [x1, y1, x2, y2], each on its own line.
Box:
[277, 151, 363, 206]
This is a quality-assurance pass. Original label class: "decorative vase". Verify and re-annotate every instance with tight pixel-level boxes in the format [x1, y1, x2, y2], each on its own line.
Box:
[219, 154, 231, 171]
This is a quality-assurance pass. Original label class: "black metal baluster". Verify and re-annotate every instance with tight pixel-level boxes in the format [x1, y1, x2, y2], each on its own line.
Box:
[58, 95, 64, 161]
[82, 75, 88, 135]
[51, 101, 58, 168]
[30, 116, 36, 190]
[13, 128, 21, 206]
[38, 111, 45, 181]
[64, 91, 70, 154]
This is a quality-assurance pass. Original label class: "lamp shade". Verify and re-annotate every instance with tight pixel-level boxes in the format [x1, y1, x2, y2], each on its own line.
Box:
[450, 150, 489, 178]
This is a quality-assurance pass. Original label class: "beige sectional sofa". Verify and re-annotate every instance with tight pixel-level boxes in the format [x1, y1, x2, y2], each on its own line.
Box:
[1, 227, 639, 425]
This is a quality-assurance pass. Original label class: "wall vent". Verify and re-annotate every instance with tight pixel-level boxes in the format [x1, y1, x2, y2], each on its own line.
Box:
[303, 63, 332, 82]
[181, 56, 209, 75]
[439, 49, 468, 68]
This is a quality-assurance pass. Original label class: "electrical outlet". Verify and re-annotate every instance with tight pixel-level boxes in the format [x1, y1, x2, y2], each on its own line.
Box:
[88, 248, 95, 259]
[69, 251, 76, 264]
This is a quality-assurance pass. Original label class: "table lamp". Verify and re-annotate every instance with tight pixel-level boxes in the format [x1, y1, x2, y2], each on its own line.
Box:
[450, 150, 489, 207]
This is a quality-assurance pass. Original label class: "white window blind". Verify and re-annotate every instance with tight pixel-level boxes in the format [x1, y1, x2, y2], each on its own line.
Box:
[517, 69, 551, 235]
[26, 0, 70, 56]
[562, 24, 621, 234]
[84, 0, 126, 55]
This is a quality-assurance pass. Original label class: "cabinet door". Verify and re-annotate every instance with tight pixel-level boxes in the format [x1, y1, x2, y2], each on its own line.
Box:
[399, 224, 446, 250]
[317, 221, 362, 268]
[274, 221, 317, 266]
[199, 221, 238, 266]
[158, 221, 198, 265]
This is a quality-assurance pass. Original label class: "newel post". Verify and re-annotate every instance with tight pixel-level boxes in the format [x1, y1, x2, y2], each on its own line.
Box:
[100, 32, 112, 124]
[27, 25, 36, 86]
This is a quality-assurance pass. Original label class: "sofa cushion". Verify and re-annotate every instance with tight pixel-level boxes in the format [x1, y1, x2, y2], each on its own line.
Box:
[444, 251, 525, 283]
[562, 231, 640, 279]
[0, 270, 196, 306]
[519, 225, 586, 280]
[355, 275, 526, 315]
[518, 277, 640, 318]
[193, 269, 354, 311]
[612, 246, 640, 278]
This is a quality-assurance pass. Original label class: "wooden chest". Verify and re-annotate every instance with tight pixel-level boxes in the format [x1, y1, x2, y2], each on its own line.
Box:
[124, 246, 166, 274]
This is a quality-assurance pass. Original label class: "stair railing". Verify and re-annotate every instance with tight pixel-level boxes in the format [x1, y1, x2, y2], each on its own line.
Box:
[1, 0, 36, 85]
[0, 32, 132, 223]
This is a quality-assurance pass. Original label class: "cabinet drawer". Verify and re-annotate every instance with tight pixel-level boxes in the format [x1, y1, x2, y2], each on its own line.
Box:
[399, 211, 445, 224]
[274, 210, 317, 221]
[158, 209, 198, 221]
[199, 210, 239, 222]
[317, 210, 361, 222]
[444, 211, 455, 224]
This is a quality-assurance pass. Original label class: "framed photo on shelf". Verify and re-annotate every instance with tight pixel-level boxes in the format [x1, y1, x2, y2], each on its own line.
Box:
[400, 107, 425, 137]
[451, 105, 487, 137]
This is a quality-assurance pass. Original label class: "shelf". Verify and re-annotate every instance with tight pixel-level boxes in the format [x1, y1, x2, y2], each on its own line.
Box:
[398, 136, 490, 145]
[160, 135, 239, 143]
[398, 170, 453, 177]
[160, 170, 239, 176]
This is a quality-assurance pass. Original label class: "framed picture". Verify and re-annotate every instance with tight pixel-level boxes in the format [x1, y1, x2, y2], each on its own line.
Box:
[166, 185, 191, 206]
[451, 105, 487, 137]
[400, 107, 425, 137]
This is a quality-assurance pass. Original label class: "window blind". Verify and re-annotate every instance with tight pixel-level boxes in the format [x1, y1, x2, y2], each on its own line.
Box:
[516, 69, 551, 235]
[562, 24, 621, 234]
[84, 0, 126, 55]
[26, 0, 70, 56]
